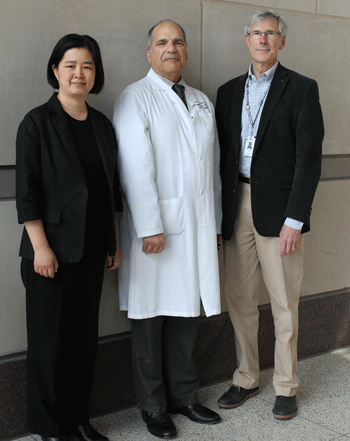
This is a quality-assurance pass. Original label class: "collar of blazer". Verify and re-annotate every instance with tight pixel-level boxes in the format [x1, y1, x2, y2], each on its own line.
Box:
[230, 63, 289, 157]
[47, 93, 114, 189]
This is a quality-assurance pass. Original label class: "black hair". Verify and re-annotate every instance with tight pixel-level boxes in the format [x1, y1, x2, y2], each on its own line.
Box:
[47, 34, 104, 94]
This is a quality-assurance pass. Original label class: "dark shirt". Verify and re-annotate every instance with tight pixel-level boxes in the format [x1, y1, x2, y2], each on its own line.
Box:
[66, 112, 110, 255]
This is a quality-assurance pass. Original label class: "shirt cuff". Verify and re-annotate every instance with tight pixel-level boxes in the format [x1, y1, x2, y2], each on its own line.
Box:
[284, 217, 303, 231]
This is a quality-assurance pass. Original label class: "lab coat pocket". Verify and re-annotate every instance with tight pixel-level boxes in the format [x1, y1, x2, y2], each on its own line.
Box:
[159, 197, 185, 235]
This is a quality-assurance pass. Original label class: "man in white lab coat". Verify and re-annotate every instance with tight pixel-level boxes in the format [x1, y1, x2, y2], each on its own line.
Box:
[113, 20, 222, 439]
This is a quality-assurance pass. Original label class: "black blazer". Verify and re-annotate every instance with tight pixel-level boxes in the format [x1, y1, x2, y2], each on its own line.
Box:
[16, 93, 122, 262]
[216, 63, 324, 240]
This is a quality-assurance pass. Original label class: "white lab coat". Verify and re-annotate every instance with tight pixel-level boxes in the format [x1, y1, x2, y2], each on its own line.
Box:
[113, 69, 222, 319]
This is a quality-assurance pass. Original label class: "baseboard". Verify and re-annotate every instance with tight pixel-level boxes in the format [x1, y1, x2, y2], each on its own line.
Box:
[1, 288, 349, 440]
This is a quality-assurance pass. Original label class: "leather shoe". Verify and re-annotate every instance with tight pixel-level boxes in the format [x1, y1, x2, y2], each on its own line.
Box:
[142, 411, 177, 439]
[41, 438, 68, 441]
[168, 403, 221, 425]
[217, 385, 259, 408]
[273, 395, 297, 420]
[70, 424, 108, 441]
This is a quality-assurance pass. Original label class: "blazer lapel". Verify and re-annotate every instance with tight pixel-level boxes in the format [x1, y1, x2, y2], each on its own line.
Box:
[254, 64, 289, 153]
[48, 94, 87, 185]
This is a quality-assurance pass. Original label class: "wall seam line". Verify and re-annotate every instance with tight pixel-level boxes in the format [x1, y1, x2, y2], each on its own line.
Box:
[200, 1, 204, 91]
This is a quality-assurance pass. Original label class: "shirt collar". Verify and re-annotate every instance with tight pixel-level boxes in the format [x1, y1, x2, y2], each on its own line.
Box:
[153, 69, 186, 88]
[248, 61, 279, 83]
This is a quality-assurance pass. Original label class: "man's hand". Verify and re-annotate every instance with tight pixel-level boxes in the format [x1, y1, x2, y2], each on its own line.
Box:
[279, 225, 301, 257]
[142, 233, 166, 254]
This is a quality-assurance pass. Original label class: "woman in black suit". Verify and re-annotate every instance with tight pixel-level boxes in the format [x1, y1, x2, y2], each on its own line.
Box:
[16, 34, 122, 441]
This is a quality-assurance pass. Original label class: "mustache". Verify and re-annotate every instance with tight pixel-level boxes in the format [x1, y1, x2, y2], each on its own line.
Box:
[163, 55, 180, 61]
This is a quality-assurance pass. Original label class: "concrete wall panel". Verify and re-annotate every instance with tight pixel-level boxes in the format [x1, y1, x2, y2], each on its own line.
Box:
[322, 156, 350, 181]
[0, 202, 27, 355]
[98, 269, 131, 337]
[302, 180, 350, 295]
[203, 3, 254, 103]
[0, 168, 15, 199]
[318, 0, 350, 18]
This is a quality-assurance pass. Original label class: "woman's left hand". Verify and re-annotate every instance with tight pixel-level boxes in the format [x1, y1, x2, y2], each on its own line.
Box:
[107, 252, 122, 270]
[108, 212, 122, 270]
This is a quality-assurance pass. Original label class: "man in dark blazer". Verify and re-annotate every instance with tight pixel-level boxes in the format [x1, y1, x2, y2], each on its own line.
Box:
[215, 9, 324, 420]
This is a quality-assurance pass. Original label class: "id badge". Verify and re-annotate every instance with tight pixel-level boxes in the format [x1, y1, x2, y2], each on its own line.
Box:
[244, 136, 255, 157]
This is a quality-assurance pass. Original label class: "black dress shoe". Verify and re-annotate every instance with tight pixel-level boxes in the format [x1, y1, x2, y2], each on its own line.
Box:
[70, 424, 108, 441]
[141, 411, 177, 439]
[217, 385, 259, 408]
[41, 437, 68, 441]
[273, 395, 297, 420]
[168, 403, 221, 425]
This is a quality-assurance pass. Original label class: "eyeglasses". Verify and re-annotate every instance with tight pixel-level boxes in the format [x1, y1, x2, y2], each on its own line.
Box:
[248, 31, 282, 39]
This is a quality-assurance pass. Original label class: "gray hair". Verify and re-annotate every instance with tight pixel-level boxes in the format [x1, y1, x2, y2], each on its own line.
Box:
[244, 9, 287, 37]
[147, 20, 187, 51]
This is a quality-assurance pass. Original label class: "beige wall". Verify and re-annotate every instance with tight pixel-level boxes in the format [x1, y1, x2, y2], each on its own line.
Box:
[1, 0, 349, 356]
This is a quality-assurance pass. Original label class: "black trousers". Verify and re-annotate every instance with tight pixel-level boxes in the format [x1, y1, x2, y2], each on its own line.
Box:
[131, 316, 201, 414]
[21, 253, 106, 437]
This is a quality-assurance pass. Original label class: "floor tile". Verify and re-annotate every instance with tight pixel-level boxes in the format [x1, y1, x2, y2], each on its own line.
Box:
[92, 407, 153, 440]
[293, 348, 350, 435]
[213, 399, 340, 441]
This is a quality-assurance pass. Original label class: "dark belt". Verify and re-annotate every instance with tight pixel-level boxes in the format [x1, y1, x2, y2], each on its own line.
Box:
[238, 174, 250, 184]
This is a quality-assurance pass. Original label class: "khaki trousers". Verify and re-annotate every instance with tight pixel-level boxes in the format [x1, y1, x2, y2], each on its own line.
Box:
[224, 182, 304, 397]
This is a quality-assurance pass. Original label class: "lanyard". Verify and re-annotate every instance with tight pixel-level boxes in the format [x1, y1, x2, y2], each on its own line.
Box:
[245, 76, 271, 137]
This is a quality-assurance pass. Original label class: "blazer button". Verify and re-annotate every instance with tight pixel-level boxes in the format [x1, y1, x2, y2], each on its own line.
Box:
[233, 189, 236, 193]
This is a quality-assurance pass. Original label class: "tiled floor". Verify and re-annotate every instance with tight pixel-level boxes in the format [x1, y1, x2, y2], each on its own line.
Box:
[16, 347, 350, 441]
